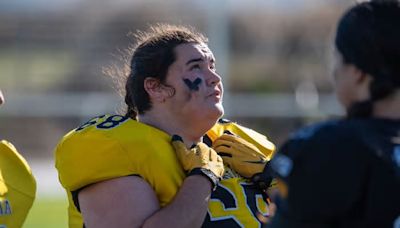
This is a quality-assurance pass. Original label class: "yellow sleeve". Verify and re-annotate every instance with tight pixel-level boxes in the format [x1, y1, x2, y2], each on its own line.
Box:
[0, 140, 36, 196]
[0, 140, 36, 227]
[207, 120, 276, 160]
[55, 130, 135, 191]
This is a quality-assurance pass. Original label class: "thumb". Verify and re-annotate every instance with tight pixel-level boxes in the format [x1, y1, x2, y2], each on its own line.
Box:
[171, 135, 189, 156]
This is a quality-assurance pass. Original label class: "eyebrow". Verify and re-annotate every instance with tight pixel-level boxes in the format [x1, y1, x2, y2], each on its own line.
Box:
[186, 58, 204, 66]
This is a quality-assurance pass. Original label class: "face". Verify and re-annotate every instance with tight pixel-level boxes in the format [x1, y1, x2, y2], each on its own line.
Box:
[163, 42, 224, 124]
[331, 49, 364, 109]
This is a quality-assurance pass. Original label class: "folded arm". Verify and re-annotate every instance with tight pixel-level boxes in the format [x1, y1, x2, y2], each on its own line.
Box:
[79, 174, 212, 228]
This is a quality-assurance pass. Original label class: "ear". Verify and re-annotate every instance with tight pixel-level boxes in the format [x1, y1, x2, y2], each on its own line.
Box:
[349, 65, 373, 99]
[349, 65, 370, 85]
[143, 78, 167, 103]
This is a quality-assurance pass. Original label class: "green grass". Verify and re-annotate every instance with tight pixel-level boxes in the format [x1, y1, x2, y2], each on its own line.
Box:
[23, 196, 68, 228]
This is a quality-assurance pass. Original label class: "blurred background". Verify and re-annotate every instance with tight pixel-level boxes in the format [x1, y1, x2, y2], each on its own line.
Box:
[0, 0, 352, 226]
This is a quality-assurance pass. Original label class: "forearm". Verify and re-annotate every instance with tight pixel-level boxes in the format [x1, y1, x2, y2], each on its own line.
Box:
[143, 175, 212, 228]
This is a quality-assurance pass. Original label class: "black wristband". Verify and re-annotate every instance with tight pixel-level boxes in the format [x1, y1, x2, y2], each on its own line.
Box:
[251, 161, 273, 190]
[251, 173, 273, 190]
[188, 168, 220, 191]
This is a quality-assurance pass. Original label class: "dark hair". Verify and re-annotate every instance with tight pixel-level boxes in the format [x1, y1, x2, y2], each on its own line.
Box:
[116, 24, 208, 119]
[335, 0, 400, 118]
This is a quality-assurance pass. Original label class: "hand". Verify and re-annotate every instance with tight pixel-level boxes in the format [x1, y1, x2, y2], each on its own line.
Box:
[213, 133, 268, 178]
[171, 135, 225, 189]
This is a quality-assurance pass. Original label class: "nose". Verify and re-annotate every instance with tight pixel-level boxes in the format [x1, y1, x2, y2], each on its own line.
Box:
[206, 70, 221, 87]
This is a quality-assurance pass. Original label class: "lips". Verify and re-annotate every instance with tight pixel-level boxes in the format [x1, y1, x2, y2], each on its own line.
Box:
[208, 90, 221, 98]
[207, 90, 222, 102]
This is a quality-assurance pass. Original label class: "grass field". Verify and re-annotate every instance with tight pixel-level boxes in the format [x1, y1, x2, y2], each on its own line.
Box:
[23, 196, 68, 228]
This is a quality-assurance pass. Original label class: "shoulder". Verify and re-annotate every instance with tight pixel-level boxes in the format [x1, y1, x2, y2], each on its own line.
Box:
[282, 119, 363, 155]
[0, 140, 34, 178]
[56, 114, 159, 150]
[0, 140, 36, 198]
[288, 119, 352, 141]
[283, 118, 398, 158]
[1, 140, 26, 167]
[55, 114, 133, 172]
[55, 114, 170, 191]
[271, 118, 400, 221]
[272, 119, 370, 179]
[59, 114, 170, 145]
[287, 118, 392, 143]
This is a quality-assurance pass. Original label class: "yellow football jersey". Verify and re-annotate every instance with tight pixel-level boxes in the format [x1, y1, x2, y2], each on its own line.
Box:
[205, 119, 276, 227]
[55, 115, 185, 228]
[55, 115, 275, 228]
[0, 140, 36, 228]
[205, 177, 272, 227]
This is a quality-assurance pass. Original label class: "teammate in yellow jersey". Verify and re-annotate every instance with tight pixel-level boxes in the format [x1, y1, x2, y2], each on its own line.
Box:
[55, 24, 276, 228]
[0, 89, 37, 227]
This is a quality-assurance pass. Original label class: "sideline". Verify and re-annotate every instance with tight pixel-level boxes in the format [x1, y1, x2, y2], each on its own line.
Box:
[30, 160, 65, 197]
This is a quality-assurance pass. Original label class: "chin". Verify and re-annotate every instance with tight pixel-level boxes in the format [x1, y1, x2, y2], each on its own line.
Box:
[199, 104, 224, 126]
[211, 103, 224, 119]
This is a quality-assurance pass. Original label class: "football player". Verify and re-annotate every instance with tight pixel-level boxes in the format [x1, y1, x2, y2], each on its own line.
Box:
[55, 24, 276, 228]
[0, 89, 37, 227]
[269, 1, 400, 227]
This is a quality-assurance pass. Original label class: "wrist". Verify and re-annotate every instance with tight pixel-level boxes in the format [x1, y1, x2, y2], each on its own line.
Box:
[251, 173, 270, 190]
[251, 162, 273, 190]
[188, 168, 220, 191]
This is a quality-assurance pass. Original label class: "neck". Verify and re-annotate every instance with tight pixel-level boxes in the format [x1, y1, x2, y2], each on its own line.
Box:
[138, 108, 215, 148]
[373, 90, 400, 119]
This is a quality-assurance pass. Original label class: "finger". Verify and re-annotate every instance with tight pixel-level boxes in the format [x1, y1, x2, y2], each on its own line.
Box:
[195, 142, 211, 160]
[218, 135, 263, 156]
[216, 154, 223, 162]
[190, 145, 200, 156]
[209, 148, 219, 161]
[195, 142, 209, 153]
[171, 140, 187, 152]
[214, 146, 234, 157]
[217, 134, 239, 142]
[221, 156, 234, 167]
[216, 158, 225, 176]
[171, 139, 189, 160]
[240, 141, 263, 154]
[219, 134, 259, 150]
[212, 139, 234, 148]
[233, 143, 259, 157]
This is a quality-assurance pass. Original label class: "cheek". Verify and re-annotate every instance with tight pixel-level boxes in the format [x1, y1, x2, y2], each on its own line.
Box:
[335, 84, 347, 106]
[169, 84, 199, 110]
[335, 77, 353, 108]
[172, 86, 191, 104]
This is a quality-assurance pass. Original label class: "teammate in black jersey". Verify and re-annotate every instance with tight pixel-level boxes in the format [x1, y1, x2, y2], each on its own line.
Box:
[269, 1, 400, 227]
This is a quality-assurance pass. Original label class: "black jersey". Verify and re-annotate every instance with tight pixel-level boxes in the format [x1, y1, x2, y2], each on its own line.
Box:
[269, 118, 400, 228]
